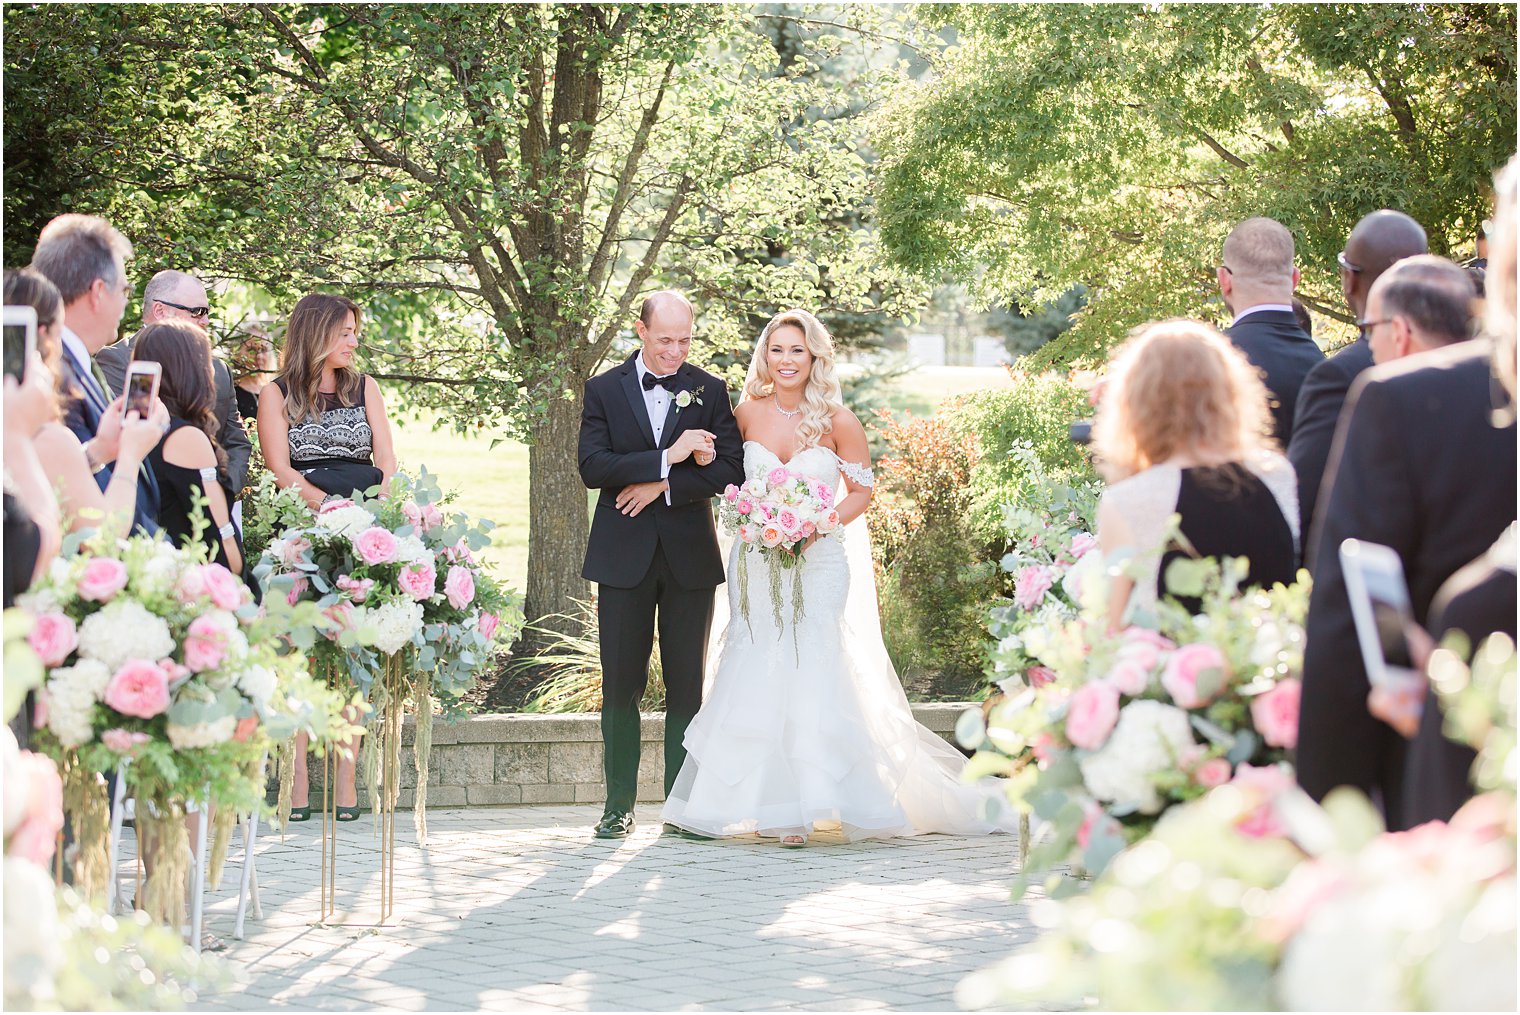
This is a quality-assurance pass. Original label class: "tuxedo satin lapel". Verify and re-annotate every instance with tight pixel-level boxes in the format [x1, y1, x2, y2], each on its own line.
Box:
[619, 358, 658, 448]
[658, 364, 692, 450]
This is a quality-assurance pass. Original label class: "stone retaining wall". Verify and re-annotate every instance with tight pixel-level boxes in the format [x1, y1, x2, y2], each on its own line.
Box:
[320, 704, 973, 809]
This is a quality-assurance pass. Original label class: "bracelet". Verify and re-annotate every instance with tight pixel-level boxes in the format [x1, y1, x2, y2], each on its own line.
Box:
[83, 442, 107, 475]
[218, 522, 236, 539]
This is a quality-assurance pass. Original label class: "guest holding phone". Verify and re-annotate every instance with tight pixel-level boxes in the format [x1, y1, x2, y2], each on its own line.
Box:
[4, 268, 167, 540]
[258, 293, 396, 822]
[130, 321, 244, 572]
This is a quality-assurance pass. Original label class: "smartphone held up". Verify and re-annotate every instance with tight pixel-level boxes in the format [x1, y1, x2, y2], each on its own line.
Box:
[3, 304, 37, 384]
[123, 361, 161, 420]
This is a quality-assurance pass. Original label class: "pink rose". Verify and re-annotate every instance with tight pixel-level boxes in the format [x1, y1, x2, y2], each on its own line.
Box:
[322, 601, 356, 642]
[812, 481, 834, 508]
[198, 564, 244, 610]
[277, 537, 312, 569]
[760, 525, 784, 549]
[157, 658, 190, 686]
[776, 507, 801, 536]
[1250, 679, 1301, 750]
[723, 484, 740, 503]
[444, 540, 475, 565]
[421, 504, 443, 530]
[1030, 731, 1058, 763]
[354, 526, 399, 565]
[76, 558, 128, 603]
[1160, 643, 1229, 709]
[477, 612, 500, 642]
[737, 523, 758, 544]
[444, 566, 476, 609]
[1117, 626, 1177, 671]
[800, 521, 816, 538]
[27, 612, 77, 667]
[736, 499, 754, 515]
[401, 501, 423, 528]
[821, 510, 840, 531]
[184, 614, 234, 672]
[1194, 757, 1232, 788]
[1075, 802, 1120, 850]
[1105, 659, 1149, 696]
[1014, 565, 1055, 611]
[1231, 764, 1294, 839]
[232, 715, 260, 742]
[8, 751, 64, 865]
[399, 561, 438, 601]
[1065, 681, 1120, 750]
[1026, 665, 1057, 688]
[767, 467, 789, 487]
[285, 575, 309, 606]
[104, 660, 171, 719]
[319, 497, 356, 514]
[1067, 532, 1098, 559]
[336, 574, 375, 603]
[101, 728, 151, 755]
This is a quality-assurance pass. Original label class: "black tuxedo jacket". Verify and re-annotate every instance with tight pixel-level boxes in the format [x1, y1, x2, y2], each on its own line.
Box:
[97, 338, 252, 494]
[1295, 341, 1517, 826]
[1288, 337, 1375, 560]
[579, 355, 744, 590]
[1225, 310, 1323, 446]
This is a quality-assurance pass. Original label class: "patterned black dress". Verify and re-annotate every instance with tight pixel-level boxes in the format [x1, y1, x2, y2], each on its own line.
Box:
[274, 377, 383, 499]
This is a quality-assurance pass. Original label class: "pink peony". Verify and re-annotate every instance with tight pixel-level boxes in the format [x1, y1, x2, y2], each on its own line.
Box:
[103, 660, 171, 719]
[184, 614, 234, 672]
[1065, 680, 1120, 750]
[199, 564, 244, 610]
[27, 612, 77, 667]
[1160, 642, 1229, 709]
[8, 751, 64, 865]
[399, 561, 437, 601]
[76, 557, 129, 602]
[1067, 532, 1098, 559]
[1013, 565, 1055, 611]
[767, 467, 789, 487]
[776, 507, 801, 536]
[101, 728, 151, 754]
[477, 612, 500, 642]
[277, 537, 312, 568]
[336, 574, 375, 603]
[1250, 679, 1302, 750]
[1194, 757, 1232, 788]
[286, 575, 309, 607]
[444, 566, 476, 609]
[319, 497, 356, 514]
[354, 526, 399, 565]
[401, 501, 423, 528]
[1231, 764, 1295, 839]
[1117, 626, 1177, 671]
[723, 484, 740, 503]
[1026, 665, 1057, 688]
[1105, 659, 1150, 696]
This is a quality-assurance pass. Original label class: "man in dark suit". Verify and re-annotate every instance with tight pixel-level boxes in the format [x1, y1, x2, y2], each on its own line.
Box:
[1288, 210, 1427, 559]
[1218, 217, 1323, 444]
[578, 290, 745, 839]
[1363, 256, 1477, 367]
[28, 214, 161, 534]
[1295, 337, 1516, 828]
[97, 269, 252, 495]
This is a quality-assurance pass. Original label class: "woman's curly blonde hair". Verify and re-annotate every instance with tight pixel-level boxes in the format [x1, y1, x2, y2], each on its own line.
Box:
[742, 308, 843, 450]
[1092, 318, 1275, 482]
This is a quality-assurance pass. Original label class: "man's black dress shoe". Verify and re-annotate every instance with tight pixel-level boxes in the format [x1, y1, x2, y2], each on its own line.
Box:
[662, 822, 714, 841]
[594, 811, 635, 839]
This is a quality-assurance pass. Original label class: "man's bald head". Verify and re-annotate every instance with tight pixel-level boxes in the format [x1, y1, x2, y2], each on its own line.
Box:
[142, 269, 208, 326]
[1219, 217, 1299, 313]
[1342, 210, 1428, 318]
[639, 289, 693, 327]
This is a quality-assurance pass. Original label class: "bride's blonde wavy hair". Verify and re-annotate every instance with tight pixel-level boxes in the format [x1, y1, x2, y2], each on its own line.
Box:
[743, 309, 843, 449]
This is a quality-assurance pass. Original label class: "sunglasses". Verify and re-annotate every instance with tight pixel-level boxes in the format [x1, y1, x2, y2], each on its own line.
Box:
[156, 298, 212, 320]
[1337, 251, 1363, 274]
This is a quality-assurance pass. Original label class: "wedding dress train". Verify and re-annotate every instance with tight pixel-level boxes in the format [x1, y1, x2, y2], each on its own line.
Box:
[661, 441, 1013, 841]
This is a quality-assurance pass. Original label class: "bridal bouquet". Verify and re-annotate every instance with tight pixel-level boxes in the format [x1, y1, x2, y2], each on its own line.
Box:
[720, 467, 841, 630]
[960, 553, 1310, 891]
[19, 532, 346, 916]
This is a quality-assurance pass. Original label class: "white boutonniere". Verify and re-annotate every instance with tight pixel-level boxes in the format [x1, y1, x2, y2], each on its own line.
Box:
[674, 385, 705, 413]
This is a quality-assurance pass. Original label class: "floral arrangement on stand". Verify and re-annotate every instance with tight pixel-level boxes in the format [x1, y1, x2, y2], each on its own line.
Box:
[984, 441, 1104, 692]
[252, 468, 524, 841]
[18, 532, 351, 925]
[4, 611, 223, 1011]
[719, 466, 841, 632]
[961, 551, 1310, 893]
[957, 632, 1517, 1013]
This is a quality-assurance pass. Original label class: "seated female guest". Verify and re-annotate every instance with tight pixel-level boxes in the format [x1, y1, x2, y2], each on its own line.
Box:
[131, 322, 244, 573]
[5, 268, 167, 541]
[1092, 318, 1299, 627]
[257, 293, 396, 822]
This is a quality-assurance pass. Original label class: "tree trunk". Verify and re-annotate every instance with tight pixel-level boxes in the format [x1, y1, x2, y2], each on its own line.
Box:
[521, 384, 592, 651]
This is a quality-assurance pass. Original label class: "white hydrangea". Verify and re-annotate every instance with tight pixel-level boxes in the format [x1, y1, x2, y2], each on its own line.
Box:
[365, 598, 424, 655]
[43, 660, 111, 747]
[1278, 892, 1407, 1010]
[77, 600, 174, 673]
[236, 664, 277, 708]
[15, 586, 59, 617]
[135, 541, 182, 597]
[393, 535, 431, 566]
[1078, 699, 1195, 814]
[316, 505, 376, 539]
[167, 715, 238, 750]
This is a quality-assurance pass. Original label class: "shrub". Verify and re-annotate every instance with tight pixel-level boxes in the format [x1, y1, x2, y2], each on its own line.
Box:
[515, 599, 665, 713]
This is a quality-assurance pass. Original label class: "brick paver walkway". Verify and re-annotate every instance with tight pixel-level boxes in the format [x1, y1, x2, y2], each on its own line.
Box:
[179, 805, 1034, 1011]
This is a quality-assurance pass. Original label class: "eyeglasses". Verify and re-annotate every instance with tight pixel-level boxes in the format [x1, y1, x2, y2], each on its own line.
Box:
[1337, 251, 1363, 274]
[1219, 264, 1235, 275]
[156, 299, 211, 320]
[1357, 317, 1392, 331]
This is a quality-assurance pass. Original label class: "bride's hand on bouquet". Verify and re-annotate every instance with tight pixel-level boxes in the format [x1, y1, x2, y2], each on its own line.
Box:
[616, 479, 668, 517]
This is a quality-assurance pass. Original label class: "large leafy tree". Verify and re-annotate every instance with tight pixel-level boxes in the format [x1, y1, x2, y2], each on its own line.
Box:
[5, 4, 919, 635]
[873, 3, 1517, 365]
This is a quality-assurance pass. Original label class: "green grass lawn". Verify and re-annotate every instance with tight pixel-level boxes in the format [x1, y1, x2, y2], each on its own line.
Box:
[386, 367, 1014, 596]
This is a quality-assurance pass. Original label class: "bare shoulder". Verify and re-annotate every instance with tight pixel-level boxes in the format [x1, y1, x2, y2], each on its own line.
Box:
[163, 424, 216, 467]
[34, 422, 83, 456]
[828, 404, 866, 441]
[364, 374, 385, 401]
[734, 398, 763, 426]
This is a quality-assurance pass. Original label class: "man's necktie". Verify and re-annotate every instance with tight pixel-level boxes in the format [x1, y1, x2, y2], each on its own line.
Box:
[642, 372, 678, 392]
[90, 358, 114, 401]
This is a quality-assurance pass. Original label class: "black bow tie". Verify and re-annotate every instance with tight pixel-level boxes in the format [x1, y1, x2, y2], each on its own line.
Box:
[642, 371, 678, 392]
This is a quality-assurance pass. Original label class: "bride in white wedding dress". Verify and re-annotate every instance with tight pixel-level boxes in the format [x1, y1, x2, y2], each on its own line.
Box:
[661, 309, 1014, 846]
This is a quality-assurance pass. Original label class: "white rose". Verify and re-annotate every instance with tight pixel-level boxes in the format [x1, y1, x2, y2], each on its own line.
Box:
[76, 600, 174, 673]
[1078, 700, 1195, 814]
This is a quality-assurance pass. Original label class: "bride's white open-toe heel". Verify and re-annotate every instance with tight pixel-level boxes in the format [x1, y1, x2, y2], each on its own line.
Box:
[780, 833, 807, 848]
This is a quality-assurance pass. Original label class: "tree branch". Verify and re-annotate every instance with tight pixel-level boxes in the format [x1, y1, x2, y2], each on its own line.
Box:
[589, 173, 694, 367]
[587, 59, 676, 295]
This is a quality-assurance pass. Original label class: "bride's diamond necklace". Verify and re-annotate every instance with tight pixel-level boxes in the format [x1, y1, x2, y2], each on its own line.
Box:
[774, 397, 802, 418]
